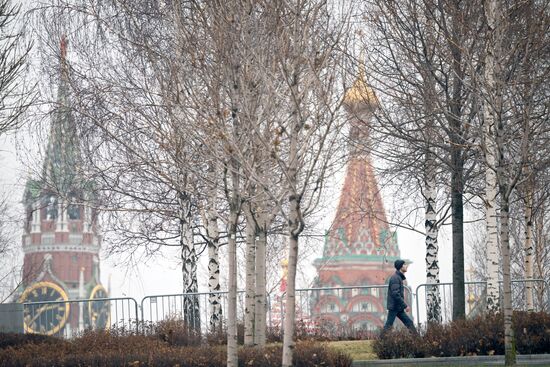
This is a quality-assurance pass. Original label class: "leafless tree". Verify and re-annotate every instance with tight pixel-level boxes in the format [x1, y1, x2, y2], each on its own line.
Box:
[479, 0, 549, 364]
[0, 0, 33, 137]
[0, 0, 34, 303]
[364, 0, 484, 321]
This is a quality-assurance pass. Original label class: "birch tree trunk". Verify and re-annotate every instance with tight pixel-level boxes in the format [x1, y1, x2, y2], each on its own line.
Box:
[227, 203, 239, 367]
[484, 151, 500, 313]
[178, 191, 200, 331]
[425, 149, 441, 324]
[483, 0, 501, 314]
[485, 0, 515, 362]
[282, 201, 300, 367]
[254, 220, 267, 346]
[226, 65, 242, 367]
[244, 204, 256, 346]
[203, 179, 222, 331]
[206, 208, 222, 330]
[282, 103, 303, 367]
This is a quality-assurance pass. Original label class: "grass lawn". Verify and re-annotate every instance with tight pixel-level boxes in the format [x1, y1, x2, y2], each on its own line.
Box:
[328, 340, 376, 361]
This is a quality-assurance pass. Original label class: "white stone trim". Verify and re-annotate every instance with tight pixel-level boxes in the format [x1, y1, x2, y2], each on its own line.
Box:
[56, 200, 69, 232]
[22, 243, 100, 254]
[31, 203, 41, 233]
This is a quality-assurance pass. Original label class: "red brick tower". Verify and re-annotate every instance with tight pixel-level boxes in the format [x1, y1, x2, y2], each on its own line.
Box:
[17, 37, 107, 336]
[312, 66, 409, 332]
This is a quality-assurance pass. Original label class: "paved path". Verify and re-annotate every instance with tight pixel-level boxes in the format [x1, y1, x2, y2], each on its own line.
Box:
[353, 354, 550, 366]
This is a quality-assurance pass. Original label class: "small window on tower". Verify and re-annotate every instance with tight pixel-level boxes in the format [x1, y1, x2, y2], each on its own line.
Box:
[44, 196, 58, 220]
[72, 255, 78, 263]
[68, 197, 81, 220]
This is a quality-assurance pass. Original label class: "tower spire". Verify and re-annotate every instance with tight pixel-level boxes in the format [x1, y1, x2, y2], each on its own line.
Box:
[42, 35, 81, 194]
[343, 60, 378, 111]
[315, 59, 401, 281]
[60, 35, 68, 78]
[60, 36, 67, 62]
[311, 62, 404, 331]
[343, 60, 380, 156]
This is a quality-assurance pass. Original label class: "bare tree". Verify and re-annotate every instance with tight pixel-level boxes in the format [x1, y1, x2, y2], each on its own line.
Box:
[365, 0, 484, 321]
[0, 0, 33, 137]
[0, 194, 20, 302]
[0, 0, 34, 303]
[265, 3, 354, 364]
[480, 0, 550, 364]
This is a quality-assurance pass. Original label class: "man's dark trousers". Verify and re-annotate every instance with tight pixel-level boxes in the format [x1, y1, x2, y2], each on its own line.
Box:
[383, 309, 416, 333]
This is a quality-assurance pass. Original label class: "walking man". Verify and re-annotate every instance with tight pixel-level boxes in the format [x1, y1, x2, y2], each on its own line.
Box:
[383, 259, 417, 334]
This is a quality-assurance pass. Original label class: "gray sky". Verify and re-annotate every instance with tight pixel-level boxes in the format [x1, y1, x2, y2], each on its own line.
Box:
[0, 0, 470, 322]
[1, 127, 464, 324]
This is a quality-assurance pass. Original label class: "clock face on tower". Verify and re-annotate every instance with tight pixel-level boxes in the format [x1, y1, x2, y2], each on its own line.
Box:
[19, 281, 70, 336]
[88, 284, 110, 329]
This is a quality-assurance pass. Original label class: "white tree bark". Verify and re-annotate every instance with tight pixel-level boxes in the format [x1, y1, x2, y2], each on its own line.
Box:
[226, 67, 242, 367]
[282, 209, 300, 366]
[178, 191, 200, 331]
[484, 121, 500, 313]
[254, 215, 267, 347]
[424, 149, 441, 323]
[282, 108, 302, 367]
[206, 209, 222, 330]
[244, 203, 256, 346]
[485, 0, 515, 363]
[202, 176, 222, 331]
[227, 206, 239, 367]
[483, 0, 501, 314]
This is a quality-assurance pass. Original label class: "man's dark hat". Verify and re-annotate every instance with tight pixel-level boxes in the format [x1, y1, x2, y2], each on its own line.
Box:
[394, 259, 405, 270]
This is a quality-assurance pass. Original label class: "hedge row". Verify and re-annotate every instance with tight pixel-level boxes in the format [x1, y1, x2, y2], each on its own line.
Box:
[374, 311, 550, 359]
[0, 329, 352, 367]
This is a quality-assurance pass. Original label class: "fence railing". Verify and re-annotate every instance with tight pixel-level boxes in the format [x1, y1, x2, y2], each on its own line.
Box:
[276, 285, 413, 337]
[141, 290, 245, 334]
[415, 279, 550, 324]
[8, 279, 548, 338]
[22, 297, 139, 337]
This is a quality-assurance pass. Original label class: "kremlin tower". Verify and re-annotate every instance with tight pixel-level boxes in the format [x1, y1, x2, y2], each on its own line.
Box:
[17, 37, 108, 336]
[312, 65, 411, 332]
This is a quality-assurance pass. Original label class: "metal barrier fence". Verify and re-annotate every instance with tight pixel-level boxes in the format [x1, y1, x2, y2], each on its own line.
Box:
[141, 290, 248, 334]
[280, 285, 413, 336]
[415, 279, 550, 324]
[14, 280, 549, 338]
[23, 297, 139, 337]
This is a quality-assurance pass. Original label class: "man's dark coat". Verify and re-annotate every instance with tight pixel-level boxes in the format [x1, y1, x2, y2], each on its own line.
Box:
[386, 270, 407, 311]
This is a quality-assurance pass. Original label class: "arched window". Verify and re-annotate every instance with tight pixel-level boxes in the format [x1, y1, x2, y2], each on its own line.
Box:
[352, 301, 375, 313]
[67, 197, 81, 220]
[320, 302, 340, 313]
[352, 320, 378, 332]
[44, 195, 58, 220]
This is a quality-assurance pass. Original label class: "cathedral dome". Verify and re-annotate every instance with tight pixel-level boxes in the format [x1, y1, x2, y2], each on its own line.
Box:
[343, 66, 379, 111]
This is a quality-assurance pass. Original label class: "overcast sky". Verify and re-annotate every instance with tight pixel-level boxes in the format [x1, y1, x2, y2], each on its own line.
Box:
[0, 0, 480, 324]
[0, 125, 471, 325]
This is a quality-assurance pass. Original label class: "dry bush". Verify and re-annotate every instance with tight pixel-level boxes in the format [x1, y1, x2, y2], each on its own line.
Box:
[0, 328, 352, 366]
[373, 311, 550, 359]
